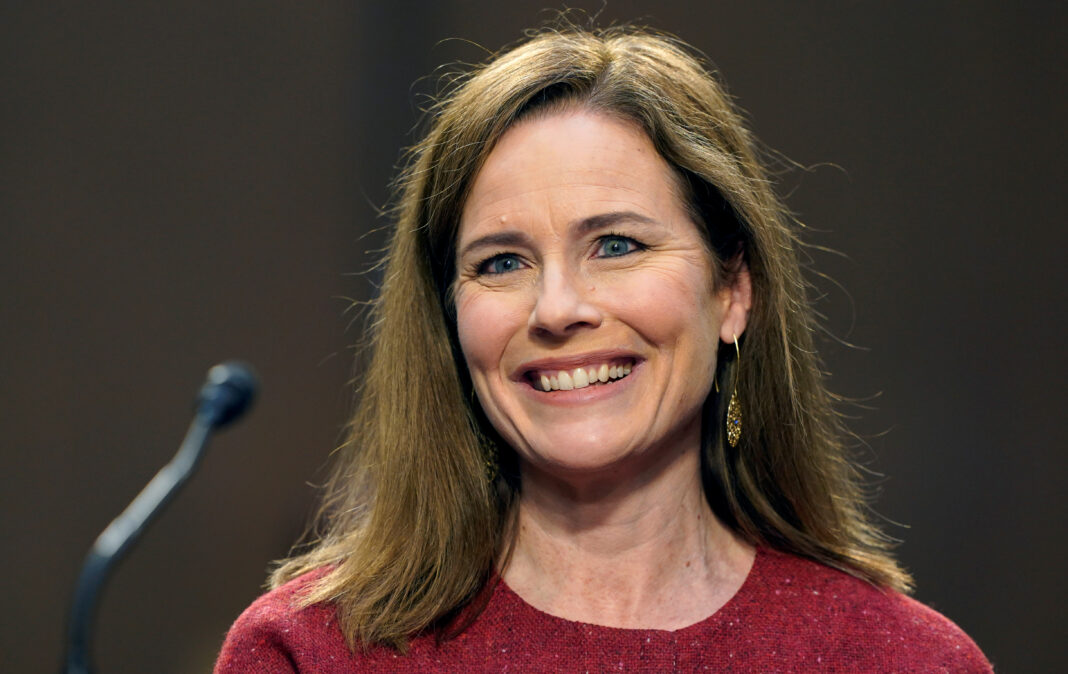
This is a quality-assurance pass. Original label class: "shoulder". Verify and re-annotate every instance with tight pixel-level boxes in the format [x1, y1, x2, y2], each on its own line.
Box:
[214, 568, 354, 674]
[730, 548, 993, 672]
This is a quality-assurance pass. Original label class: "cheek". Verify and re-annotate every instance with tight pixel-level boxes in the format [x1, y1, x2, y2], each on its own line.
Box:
[454, 288, 528, 376]
[601, 263, 723, 347]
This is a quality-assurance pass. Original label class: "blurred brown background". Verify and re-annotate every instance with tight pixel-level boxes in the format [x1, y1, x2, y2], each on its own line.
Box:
[3, 2, 1064, 671]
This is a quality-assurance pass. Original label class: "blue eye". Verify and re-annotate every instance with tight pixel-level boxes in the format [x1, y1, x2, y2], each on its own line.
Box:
[479, 254, 523, 275]
[597, 236, 639, 258]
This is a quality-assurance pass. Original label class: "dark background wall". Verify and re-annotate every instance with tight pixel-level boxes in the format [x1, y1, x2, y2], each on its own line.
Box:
[3, 2, 1064, 671]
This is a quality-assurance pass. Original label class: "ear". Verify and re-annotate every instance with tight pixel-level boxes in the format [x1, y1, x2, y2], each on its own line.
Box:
[718, 261, 751, 343]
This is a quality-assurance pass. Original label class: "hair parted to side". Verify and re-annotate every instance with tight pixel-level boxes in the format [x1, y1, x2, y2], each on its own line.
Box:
[270, 24, 912, 651]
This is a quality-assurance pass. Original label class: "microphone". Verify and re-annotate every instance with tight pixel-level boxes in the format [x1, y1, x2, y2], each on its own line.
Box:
[62, 361, 258, 674]
[196, 361, 259, 428]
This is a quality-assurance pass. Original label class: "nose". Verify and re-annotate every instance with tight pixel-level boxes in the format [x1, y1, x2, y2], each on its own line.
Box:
[528, 262, 602, 336]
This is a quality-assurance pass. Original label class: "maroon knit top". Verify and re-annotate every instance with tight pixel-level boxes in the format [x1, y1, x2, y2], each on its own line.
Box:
[215, 547, 992, 672]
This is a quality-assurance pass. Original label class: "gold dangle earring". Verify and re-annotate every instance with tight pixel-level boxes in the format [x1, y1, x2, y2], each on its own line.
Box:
[482, 439, 499, 482]
[471, 387, 499, 482]
[726, 334, 743, 447]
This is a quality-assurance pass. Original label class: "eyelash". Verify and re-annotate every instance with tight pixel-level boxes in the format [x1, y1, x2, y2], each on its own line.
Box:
[474, 233, 645, 276]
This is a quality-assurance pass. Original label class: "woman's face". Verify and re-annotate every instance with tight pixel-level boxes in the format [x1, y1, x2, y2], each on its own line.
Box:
[453, 110, 748, 480]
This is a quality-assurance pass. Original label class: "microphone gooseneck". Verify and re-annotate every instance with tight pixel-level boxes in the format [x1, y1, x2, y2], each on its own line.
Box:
[63, 361, 258, 674]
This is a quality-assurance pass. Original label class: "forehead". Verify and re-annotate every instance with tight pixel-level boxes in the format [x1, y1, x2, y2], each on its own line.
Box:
[458, 110, 690, 243]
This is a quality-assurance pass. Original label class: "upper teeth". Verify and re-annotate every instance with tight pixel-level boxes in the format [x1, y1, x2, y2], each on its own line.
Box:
[537, 362, 632, 392]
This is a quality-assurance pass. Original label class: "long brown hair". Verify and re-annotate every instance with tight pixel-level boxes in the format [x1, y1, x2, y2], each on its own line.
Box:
[271, 24, 912, 651]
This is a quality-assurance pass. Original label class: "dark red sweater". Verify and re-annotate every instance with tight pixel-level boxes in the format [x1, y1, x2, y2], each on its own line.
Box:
[215, 548, 992, 672]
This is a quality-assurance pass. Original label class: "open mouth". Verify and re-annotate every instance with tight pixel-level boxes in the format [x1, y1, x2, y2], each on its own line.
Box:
[525, 359, 635, 392]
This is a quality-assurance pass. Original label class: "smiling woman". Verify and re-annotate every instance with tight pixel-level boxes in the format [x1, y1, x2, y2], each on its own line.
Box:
[454, 112, 740, 493]
[215, 24, 992, 672]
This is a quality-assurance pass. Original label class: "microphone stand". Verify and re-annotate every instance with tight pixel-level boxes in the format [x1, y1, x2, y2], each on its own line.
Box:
[62, 362, 257, 674]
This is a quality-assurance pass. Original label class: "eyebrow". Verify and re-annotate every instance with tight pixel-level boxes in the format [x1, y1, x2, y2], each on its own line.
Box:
[457, 210, 658, 259]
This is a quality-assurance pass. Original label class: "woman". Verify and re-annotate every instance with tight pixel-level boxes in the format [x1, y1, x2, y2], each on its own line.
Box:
[217, 26, 991, 671]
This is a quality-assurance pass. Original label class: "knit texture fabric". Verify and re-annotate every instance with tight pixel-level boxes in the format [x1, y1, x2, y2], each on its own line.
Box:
[215, 547, 992, 672]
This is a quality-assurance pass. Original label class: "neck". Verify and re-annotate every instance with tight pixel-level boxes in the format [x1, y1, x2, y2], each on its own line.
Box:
[501, 435, 754, 630]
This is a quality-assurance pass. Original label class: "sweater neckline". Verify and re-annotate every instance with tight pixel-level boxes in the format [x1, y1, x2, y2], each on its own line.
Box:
[491, 545, 764, 636]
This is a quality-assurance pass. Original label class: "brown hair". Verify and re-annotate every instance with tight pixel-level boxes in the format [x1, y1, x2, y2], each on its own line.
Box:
[271, 24, 912, 651]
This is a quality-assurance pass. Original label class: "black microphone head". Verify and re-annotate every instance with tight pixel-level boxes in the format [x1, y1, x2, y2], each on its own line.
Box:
[196, 361, 258, 428]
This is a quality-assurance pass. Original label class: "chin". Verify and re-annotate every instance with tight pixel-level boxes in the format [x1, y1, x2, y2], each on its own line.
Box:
[514, 430, 652, 477]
